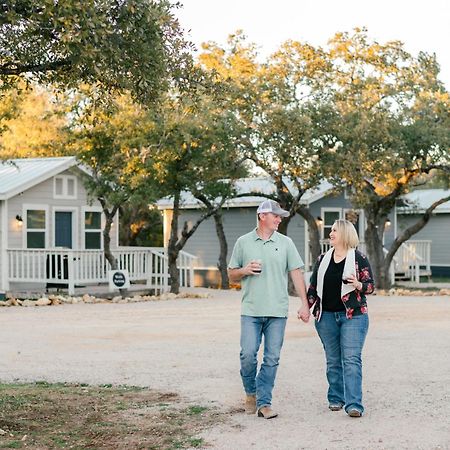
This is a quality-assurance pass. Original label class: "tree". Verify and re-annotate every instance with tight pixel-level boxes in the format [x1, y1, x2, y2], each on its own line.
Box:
[70, 93, 154, 272]
[315, 29, 450, 288]
[118, 202, 163, 247]
[145, 90, 247, 293]
[0, 0, 191, 104]
[0, 83, 69, 158]
[199, 32, 332, 262]
[192, 180, 244, 290]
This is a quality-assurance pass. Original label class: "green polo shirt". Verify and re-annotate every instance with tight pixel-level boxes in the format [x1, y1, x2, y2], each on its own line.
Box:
[228, 229, 304, 317]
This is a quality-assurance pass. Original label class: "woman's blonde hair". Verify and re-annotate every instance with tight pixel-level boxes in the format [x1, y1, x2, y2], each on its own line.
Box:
[333, 219, 359, 249]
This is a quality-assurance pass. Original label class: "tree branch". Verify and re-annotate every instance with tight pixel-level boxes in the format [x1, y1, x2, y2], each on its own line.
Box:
[385, 193, 450, 265]
[0, 59, 72, 76]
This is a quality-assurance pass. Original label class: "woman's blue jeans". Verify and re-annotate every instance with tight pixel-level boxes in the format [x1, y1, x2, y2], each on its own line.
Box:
[315, 311, 369, 414]
[240, 315, 287, 409]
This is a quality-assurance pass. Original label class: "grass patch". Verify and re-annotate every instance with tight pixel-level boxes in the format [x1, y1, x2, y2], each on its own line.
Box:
[0, 382, 221, 449]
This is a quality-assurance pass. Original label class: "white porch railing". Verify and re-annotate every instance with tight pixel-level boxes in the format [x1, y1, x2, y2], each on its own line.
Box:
[319, 239, 367, 256]
[392, 240, 431, 284]
[6, 247, 197, 295]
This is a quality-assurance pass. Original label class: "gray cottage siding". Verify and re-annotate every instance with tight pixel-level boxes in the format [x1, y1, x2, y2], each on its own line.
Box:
[7, 169, 117, 250]
[176, 207, 258, 268]
[174, 192, 373, 285]
[0, 158, 132, 295]
[0, 201, 4, 292]
[286, 214, 306, 260]
[162, 182, 450, 285]
[397, 214, 450, 275]
[176, 207, 306, 280]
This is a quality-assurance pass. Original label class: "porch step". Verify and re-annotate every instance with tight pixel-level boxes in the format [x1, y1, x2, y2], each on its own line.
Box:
[395, 270, 432, 282]
[395, 273, 411, 281]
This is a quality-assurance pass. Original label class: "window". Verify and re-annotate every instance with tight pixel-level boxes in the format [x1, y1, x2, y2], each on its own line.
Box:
[27, 210, 46, 248]
[54, 176, 77, 199]
[84, 211, 102, 249]
[323, 210, 341, 240]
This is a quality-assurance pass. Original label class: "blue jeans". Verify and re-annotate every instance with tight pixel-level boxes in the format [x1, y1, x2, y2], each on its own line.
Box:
[240, 315, 287, 409]
[315, 311, 369, 414]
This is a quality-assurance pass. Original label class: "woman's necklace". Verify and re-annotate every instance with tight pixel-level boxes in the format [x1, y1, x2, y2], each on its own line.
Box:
[334, 249, 347, 260]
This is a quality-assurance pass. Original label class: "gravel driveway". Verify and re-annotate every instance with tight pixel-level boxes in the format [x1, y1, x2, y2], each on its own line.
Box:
[1, 288, 449, 449]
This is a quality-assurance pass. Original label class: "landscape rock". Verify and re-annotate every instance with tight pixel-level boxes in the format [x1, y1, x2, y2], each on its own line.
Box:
[35, 297, 51, 306]
[22, 300, 36, 307]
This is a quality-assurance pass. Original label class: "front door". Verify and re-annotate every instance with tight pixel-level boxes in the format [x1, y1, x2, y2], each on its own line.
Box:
[55, 211, 73, 248]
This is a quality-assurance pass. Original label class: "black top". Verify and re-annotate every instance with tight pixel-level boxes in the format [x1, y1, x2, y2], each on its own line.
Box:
[322, 254, 346, 312]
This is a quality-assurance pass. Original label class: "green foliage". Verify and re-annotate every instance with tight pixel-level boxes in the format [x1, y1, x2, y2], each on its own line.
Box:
[119, 203, 163, 247]
[145, 87, 247, 203]
[0, 0, 192, 104]
[71, 92, 155, 209]
[200, 31, 329, 201]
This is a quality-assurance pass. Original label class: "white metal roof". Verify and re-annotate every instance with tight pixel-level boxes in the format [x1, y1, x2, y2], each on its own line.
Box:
[398, 189, 450, 214]
[0, 157, 78, 200]
[157, 177, 334, 210]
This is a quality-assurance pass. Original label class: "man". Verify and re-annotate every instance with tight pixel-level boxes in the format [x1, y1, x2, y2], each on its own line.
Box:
[228, 199, 310, 419]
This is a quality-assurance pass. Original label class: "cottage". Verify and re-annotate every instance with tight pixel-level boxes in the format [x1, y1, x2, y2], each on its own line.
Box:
[0, 157, 194, 297]
[158, 177, 447, 286]
[395, 189, 450, 278]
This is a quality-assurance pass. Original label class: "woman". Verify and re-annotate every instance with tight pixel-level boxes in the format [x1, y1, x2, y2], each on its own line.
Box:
[305, 219, 374, 417]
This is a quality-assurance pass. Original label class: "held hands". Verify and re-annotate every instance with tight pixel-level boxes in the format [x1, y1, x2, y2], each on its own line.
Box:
[297, 305, 310, 323]
[345, 274, 363, 291]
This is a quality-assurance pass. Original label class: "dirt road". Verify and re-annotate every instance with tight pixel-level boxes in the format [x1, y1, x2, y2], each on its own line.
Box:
[1, 289, 449, 449]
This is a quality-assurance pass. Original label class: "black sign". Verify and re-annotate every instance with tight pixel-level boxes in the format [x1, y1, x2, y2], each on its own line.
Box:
[112, 271, 126, 287]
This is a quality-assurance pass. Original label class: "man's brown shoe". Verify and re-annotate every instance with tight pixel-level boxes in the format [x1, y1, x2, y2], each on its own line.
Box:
[244, 395, 256, 414]
[257, 406, 278, 419]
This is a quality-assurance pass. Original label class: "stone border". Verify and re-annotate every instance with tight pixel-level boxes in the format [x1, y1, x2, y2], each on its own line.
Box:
[0, 292, 211, 307]
[375, 288, 450, 296]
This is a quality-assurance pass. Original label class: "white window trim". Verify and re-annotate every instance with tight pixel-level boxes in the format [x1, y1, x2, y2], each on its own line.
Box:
[52, 207, 78, 249]
[81, 206, 104, 250]
[53, 175, 77, 200]
[22, 204, 50, 249]
[320, 208, 343, 240]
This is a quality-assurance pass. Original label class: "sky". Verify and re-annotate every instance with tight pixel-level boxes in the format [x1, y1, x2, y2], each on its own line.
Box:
[175, 0, 450, 89]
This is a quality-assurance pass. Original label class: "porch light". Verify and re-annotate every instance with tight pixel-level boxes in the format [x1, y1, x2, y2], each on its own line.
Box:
[15, 214, 23, 223]
[385, 219, 391, 228]
[316, 216, 323, 226]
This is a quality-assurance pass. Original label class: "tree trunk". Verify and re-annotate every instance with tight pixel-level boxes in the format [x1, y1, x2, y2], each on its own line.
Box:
[382, 194, 450, 287]
[277, 216, 291, 236]
[168, 191, 181, 294]
[167, 191, 218, 294]
[102, 212, 117, 270]
[101, 203, 129, 297]
[296, 206, 321, 266]
[213, 210, 229, 289]
[364, 211, 391, 289]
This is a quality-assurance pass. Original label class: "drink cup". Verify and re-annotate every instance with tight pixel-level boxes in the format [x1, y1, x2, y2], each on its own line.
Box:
[342, 272, 352, 284]
[254, 259, 262, 274]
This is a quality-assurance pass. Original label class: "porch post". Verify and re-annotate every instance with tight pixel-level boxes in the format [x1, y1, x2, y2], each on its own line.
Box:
[0, 200, 10, 293]
[67, 250, 75, 295]
[146, 251, 152, 287]
[189, 259, 194, 288]
[304, 221, 310, 271]
[163, 249, 169, 293]
[415, 260, 420, 284]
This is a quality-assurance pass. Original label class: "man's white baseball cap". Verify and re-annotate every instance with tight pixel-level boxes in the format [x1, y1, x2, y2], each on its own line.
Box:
[256, 200, 290, 217]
